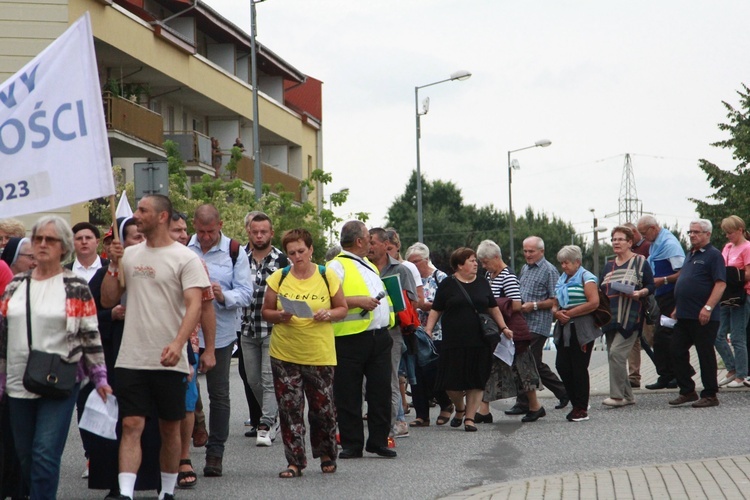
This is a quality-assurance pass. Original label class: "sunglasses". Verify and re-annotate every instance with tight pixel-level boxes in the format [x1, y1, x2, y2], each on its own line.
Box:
[171, 212, 187, 221]
[32, 235, 61, 245]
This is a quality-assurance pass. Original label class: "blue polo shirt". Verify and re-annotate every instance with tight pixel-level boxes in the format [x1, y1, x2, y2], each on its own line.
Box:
[673, 243, 725, 322]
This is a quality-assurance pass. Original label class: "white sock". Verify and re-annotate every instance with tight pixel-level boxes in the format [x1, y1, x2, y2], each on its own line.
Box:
[160, 472, 178, 498]
[118, 472, 137, 499]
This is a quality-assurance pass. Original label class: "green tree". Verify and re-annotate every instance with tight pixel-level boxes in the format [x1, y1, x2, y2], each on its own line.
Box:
[387, 171, 583, 272]
[691, 83, 750, 247]
[165, 141, 348, 262]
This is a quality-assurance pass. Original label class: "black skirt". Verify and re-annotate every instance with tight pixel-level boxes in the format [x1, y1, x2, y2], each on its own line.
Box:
[434, 345, 492, 391]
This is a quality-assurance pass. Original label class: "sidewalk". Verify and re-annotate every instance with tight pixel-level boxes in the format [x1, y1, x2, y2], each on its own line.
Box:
[444, 455, 750, 499]
[444, 347, 750, 499]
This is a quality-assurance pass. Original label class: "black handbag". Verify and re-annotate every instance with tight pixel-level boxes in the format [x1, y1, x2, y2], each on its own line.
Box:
[22, 277, 77, 400]
[721, 266, 746, 307]
[453, 277, 502, 345]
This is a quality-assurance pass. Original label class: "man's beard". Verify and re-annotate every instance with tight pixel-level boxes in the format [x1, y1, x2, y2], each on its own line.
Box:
[254, 240, 271, 250]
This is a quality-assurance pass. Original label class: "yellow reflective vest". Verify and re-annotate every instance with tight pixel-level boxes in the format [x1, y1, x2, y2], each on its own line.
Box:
[331, 254, 395, 337]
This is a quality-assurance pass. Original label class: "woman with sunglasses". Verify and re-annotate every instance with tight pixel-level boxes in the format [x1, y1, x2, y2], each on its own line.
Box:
[0, 216, 112, 499]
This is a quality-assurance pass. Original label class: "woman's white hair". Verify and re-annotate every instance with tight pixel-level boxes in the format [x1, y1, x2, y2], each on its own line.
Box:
[556, 244, 582, 263]
[476, 240, 502, 260]
[31, 215, 74, 262]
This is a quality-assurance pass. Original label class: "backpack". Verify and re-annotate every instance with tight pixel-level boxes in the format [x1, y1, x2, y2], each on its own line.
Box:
[278, 265, 330, 295]
[190, 236, 241, 266]
[397, 290, 421, 335]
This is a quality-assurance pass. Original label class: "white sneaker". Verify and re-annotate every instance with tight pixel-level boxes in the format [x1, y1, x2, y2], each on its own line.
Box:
[256, 421, 279, 447]
[393, 421, 410, 438]
[727, 380, 745, 388]
[718, 375, 735, 386]
[256, 428, 272, 447]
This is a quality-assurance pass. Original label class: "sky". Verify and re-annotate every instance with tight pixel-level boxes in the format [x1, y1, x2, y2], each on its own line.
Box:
[204, 0, 750, 242]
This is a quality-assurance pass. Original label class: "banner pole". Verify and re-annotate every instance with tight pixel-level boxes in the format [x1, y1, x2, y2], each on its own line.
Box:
[109, 194, 124, 286]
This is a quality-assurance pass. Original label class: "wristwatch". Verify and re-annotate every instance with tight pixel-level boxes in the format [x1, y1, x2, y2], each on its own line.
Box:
[663, 277, 669, 286]
[533, 302, 538, 311]
[704, 305, 712, 312]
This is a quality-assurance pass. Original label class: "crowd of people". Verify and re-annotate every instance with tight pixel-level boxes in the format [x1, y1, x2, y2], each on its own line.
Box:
[0, 205, 744, 498]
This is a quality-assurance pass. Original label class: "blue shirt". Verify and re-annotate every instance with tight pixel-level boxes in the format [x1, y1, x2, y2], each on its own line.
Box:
[674, 244, 725, 322]
[189, 233, 254, 348]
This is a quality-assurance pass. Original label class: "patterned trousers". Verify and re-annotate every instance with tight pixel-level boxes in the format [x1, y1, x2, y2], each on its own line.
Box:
[271, 358, 337, 469]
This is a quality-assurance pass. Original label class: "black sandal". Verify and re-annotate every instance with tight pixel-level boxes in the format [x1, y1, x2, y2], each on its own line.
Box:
[279, 465, 303, 478]
[436, 404, 455, 426]
[450, 408, 466, 428]
[464, 418, 477, 432]
[177, 459, 197, 488]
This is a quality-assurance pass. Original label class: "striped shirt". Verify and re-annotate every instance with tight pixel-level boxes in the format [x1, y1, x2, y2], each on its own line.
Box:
[486, 268, 521, 300]
[564, 272, 597, 308]
[519, 257, 559, 336]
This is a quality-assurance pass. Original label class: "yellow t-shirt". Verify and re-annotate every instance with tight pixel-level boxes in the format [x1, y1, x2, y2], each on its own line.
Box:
[267, 266, 340, 366]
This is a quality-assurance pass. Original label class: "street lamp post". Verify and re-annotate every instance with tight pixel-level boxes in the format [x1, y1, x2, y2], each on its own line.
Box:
[415, 70, 471, 242]
[250, 0, 267, 201]
[507, 139, 551, 270]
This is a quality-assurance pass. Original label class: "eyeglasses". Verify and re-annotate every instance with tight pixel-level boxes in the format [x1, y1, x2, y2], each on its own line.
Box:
[18, 253, 35, 259]
[686, 230, 706, 235]
[32, 235, 61, 245]
[611, 238, 628, 242]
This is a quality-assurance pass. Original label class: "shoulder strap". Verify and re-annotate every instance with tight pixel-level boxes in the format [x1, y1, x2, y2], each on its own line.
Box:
[278, 265, 292, 288]
[337, 254, 379, 275]
[277, 264, 331, 297]
[25, 276, 32, 348]
[317, 265, 330, 295]
[452, 276, 478, 313]
[229, 238, 240, 266]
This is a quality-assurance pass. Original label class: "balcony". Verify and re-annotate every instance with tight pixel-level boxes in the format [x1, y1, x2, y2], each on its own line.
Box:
[164, 131, 215, 177]
[235, 154, 304, 202]
[103, 92, 165, 158]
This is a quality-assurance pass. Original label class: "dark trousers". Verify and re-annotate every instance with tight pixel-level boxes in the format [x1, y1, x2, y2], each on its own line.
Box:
[653, 293, 676, 383]
[412, 361, 452, 422]
[672, 319, 719, 398]
[333, 329, 393, 451]
[517, 332, 567, 408]
[236, 331, 262, 425]
[555, 330, 594, 411]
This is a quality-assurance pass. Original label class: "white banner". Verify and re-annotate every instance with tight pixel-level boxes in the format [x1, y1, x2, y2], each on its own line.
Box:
[0, 12, 114, 218]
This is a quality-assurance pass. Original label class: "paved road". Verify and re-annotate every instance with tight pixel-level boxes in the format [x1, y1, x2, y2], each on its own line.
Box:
[56, 348, 750, 499]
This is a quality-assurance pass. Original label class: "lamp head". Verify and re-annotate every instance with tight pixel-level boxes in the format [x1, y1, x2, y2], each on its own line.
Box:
[535, 139, 552, 148]
[510, 159, 520, 170]
[450, 70, 472, 81]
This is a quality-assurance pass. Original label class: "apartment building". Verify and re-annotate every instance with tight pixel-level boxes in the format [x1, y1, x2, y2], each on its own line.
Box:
[0, 0, 323, 226]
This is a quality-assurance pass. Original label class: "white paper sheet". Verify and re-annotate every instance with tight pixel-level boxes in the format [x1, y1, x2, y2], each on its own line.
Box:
[78, 391, 118, 440]
[279, 296, 314, 318]
[610, 281, 635, 295]
[493, 336, 515, 366]
[660, 315, 677, 328]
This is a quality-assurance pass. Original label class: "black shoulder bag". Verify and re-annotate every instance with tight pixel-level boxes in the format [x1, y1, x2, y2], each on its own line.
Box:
[22, 277, 78, 399]
[452, 277, 501, 345]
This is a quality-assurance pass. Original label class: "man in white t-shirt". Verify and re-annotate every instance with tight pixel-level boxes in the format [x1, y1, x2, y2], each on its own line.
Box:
[102, 195, 210, 500]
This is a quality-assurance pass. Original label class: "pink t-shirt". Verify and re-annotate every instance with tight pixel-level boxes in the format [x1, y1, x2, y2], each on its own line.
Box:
[722, 241, 750, 293]
[0, 261, 13, 296]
